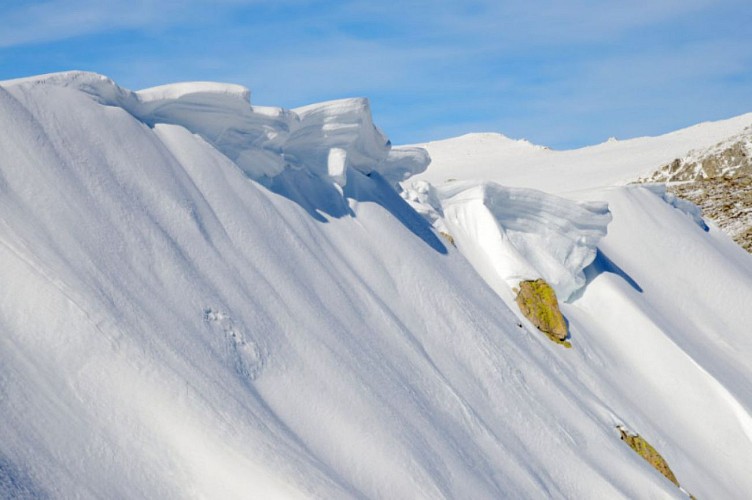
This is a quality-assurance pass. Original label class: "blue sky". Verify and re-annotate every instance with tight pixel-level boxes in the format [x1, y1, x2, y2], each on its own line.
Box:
[1, 0, 750, 148]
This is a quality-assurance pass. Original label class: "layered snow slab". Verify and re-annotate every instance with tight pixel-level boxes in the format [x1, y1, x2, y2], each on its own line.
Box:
[403, 181, 611, 301]
[1, 71, 751, 499]
[413, 112, 752, 193]
[3, 71, 428, 185]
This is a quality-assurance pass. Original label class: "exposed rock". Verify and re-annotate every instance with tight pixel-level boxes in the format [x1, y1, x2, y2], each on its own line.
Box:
[617, 426, 681, 488]
[668, 177, 752, 253]
[439, 231, 456, 247]
[515, 279, 571, 348]
[642, 126, 752, 183]
[638, 126, 752, 253]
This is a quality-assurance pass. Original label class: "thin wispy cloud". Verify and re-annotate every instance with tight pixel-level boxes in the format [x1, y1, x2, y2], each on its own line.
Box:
[0, 0, 750, 148]
[0, 0, 289, 47]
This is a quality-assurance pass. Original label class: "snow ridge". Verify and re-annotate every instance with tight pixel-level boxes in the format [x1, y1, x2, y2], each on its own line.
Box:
[413, 113, 752, 193]
[4, 71, 429, 186]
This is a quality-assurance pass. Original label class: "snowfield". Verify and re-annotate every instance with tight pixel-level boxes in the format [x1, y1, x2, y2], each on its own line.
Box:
[412, 113, 752, 193]
[1, 72, 751, 499]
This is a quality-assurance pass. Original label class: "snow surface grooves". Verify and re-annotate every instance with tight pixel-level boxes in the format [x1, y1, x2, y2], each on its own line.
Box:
[2, 72, 752, 499]
[0, 453, 49, 500]
[403, 135, 752, 497]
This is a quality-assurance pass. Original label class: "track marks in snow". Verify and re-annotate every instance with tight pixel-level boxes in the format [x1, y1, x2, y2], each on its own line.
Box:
[204, 308, 265, 381]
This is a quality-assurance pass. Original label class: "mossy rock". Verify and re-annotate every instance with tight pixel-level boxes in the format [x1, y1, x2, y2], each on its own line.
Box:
[618, 426, 680, 487]
[515, 279, 571, 348]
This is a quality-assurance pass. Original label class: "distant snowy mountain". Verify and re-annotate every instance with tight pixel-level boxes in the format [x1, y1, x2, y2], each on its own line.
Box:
[1, 72, 751, 499]
[413, 114, 752, 193]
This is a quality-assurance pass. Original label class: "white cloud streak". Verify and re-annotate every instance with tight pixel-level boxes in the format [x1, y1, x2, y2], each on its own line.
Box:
[2, 0, 750, 147]
[0, 0, 294, 48]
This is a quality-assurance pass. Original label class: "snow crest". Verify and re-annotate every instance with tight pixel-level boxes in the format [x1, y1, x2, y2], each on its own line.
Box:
[404, 180, 612, 301]
[4, 71, 429, 186]
[643, 184, 708, 231]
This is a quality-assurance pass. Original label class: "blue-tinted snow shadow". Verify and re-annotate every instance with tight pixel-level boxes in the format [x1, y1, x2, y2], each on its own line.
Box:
[262, 168, 354, 222]
[571, 249, 643, 301]
[0, 454, 49, 499]
[262, 168, 447, 254]
[562, 316, 572, 341]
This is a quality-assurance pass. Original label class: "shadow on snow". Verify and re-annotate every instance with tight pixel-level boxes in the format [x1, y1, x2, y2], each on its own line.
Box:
[261, 168, 448, 255]
[574, 248, 643, 300]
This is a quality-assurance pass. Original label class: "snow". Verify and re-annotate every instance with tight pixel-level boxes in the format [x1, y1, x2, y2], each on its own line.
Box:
[642, 183, 709, 231]
[403, 181, 612, 301]
[560, 185, 752, 499]
[4, 71, 429, 184]
[1, 71, 751, 499]
[413, 113, 752, 194]
[403, 107, 752, 498]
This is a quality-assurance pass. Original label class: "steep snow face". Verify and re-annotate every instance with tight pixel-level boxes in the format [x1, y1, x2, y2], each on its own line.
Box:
[413, 114, 752, 193]
[287, 98, 390, 185]
[404, 110, 752, 498]
[0, 73, 663, 499]
[559, 185, 752, 500]
[1, 71, 752, 500]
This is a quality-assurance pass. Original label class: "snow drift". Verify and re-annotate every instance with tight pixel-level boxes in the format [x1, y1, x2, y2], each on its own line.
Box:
[403, 180, 612, 301]
[1, 72, 752, 499]
[5, 71, 428, 185]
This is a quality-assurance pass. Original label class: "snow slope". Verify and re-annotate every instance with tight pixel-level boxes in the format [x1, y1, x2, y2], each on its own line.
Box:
[403, 111, 752, 499]
[1, 72, 751, 499]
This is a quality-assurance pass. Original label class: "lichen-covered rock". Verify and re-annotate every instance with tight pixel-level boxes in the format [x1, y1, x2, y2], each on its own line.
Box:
[617, 426, 680, 488]
[515, 279, 570, 347]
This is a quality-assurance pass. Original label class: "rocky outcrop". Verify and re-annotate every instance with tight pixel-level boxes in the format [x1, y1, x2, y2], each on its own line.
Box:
[615, 425, 692, 495]
[639, 126, 752, 253]
[515, 279, 571, 348]
[642, 127, 752, 183]
[667, 177, 752, 253]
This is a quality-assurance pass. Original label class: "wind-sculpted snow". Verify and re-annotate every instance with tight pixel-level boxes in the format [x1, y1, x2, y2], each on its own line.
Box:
[2, 72, 752, 499]
[4, 71, 428, 185]
[287, 98, 390, 185]
[404, 180, 612, 301]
